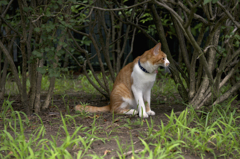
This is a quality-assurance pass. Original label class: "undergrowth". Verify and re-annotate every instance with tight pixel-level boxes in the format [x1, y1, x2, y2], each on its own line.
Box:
[0, 97, 240, 158]
[4, 70, 177, 102]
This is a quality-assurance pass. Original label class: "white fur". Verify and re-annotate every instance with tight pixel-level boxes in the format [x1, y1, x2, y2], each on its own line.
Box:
[124, 109, 138, 115]
[131, 57, 170, 118]
[122, 97, 136, 108]
[120, 97, 138, 115]
[164, 58, 170, 67]
[131, 63, 156, 118]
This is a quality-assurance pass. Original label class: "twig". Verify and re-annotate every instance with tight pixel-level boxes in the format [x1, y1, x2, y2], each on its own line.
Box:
[123, 149, 144, 156]
[32, 13, 44, 23]
[224, 27, 238, 44]
[2, 0, 14, 17]
[217, 1, 240, 28]
[63, 47, 83, 67]
[76, 0, 151, 11]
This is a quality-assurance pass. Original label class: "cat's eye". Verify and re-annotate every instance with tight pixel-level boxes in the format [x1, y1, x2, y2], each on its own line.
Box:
[162, 58, 165, 60]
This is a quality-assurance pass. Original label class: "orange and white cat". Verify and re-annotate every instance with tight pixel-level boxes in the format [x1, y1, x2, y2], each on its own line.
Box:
[75, 43, 170, 118]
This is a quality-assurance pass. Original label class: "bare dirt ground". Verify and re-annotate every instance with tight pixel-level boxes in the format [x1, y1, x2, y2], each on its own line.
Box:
[1, 92, 239, 159]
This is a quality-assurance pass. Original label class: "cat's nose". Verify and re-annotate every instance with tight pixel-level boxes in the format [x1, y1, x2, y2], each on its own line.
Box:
[164, 59, 170, 66]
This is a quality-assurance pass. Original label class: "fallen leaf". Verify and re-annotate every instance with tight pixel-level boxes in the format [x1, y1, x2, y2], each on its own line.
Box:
[88, 115, 100, 119]
[30, 125, 37, 130]
[195, 132, 199, 136]
[114, 119, 120, 123]
[104, 150, 111, 155]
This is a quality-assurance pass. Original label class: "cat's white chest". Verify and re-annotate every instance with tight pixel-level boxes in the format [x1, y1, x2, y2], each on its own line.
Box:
[131, 63, 156, 90]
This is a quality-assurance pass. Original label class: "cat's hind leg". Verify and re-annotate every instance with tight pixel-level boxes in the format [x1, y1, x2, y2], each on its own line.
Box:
[118, 108, 138, 115]
[114, 101, 138, 115]
[110, 83, 138, 115]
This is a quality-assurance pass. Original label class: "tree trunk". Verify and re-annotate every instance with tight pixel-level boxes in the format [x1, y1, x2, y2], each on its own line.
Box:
[42, 32, 64, 110]
[150, 4, 188, 102]
[34, 58, 44, 113]
[0, 34, 15, 99]
[0, 58, 8, 99]
[0, 40, 22, 99]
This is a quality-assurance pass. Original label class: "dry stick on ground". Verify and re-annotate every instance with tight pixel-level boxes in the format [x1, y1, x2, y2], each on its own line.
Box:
[122, 149, 144, 157]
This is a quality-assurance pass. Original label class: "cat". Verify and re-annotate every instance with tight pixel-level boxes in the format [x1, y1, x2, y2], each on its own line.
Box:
[75, 43, 170, 118]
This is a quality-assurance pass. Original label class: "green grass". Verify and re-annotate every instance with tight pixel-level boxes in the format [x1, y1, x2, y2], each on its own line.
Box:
[4, 70, 178, 100]
[4, 71, 115, 96]
[2, 70, 240, 158]
[1, 97, 240, 158]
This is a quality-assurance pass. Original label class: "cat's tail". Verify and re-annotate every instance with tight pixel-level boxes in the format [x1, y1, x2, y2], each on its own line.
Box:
[74, 104, 110, 113]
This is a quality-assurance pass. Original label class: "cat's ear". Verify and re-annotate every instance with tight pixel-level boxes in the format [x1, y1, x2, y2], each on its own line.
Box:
[153, 43, 161, 55]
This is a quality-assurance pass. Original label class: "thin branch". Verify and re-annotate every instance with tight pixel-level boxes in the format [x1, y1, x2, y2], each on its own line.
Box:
[213, 81, 240, 105]
[76, 0, 151, 11]
[63, 47, 83, 67]
[224, 27, 238, 44]
[2, 0, 14, 17]
[184, 0, 202, 28]
[32, 13, 44, 23]
[176, 0, 209, 24]
[217, 1, 240, 28]
[123, 26, 137, 67]
[0, 16, 21, 36]
[154, 0, 184, 24]
[68, 29, 108, 94]
[83, 61, 109, 99]
[66, 25, 90, 37]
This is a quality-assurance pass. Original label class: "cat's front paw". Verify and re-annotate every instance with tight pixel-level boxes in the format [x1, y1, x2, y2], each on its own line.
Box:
[139, 112, 149, 118]
[147, 110, 155, 116]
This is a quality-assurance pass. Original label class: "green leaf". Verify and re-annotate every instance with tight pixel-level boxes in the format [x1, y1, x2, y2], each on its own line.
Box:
[32, 50, 42, 58]
[37, 67, 47, 74]
[0, 0, 8, 5]
[46, 9, 51, 17]
[57, 0, 63, 4]
[212, 0, 219, 3]
[191, 28, 196, 36]
[203, 0, 212, 5]
[34, 27, 41, 33]
[235, 40, 239, 47]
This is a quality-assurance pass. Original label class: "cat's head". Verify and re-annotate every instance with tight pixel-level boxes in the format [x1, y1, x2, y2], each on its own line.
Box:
[148, 43, 170, 68]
